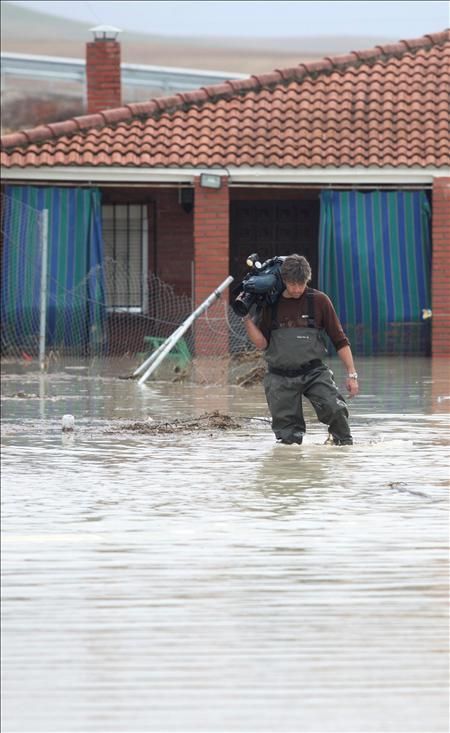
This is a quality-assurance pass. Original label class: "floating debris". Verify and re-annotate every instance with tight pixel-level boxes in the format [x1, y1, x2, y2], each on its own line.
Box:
[388, 481, 432, 499]
[6, 391, 38, 399]
[111, 410, 242, 435]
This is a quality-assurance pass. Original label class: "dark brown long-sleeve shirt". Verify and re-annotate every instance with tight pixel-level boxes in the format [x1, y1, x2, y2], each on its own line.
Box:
[256, 287, 350, 351]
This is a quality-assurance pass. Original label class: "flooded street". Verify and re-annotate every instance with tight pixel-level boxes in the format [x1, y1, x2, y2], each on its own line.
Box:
[1, 357, 449, 733]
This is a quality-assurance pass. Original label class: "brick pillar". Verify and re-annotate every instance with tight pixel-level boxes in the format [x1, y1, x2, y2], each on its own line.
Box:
[431, 178, 450, 357]
[193, 176, 230, 357]
[86, 39, 121, 114]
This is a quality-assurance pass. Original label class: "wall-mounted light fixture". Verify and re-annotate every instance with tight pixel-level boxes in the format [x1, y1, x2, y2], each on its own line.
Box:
[90, 25, 122, 41]
[200, 173, 222, 189]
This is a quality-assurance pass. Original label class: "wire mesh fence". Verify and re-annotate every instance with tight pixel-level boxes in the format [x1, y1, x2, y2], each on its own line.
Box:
[1, 192, 256, 384]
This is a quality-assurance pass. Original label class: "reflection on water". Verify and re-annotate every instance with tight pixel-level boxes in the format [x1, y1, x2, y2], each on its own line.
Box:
[1, 357, 449, 733]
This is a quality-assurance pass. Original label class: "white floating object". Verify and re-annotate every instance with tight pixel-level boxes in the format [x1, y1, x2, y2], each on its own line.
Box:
[62, 414, 75, 432]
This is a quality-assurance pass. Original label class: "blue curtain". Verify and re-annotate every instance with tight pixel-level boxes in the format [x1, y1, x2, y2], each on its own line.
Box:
[1, 186, 106, 356]
[319, 190, 431, 355]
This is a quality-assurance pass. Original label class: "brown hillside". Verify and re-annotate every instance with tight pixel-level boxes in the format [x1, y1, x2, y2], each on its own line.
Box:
[1, 1, 396, 73]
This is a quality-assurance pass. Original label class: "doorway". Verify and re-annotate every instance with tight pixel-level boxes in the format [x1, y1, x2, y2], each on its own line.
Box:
[230, 199, 320, 285]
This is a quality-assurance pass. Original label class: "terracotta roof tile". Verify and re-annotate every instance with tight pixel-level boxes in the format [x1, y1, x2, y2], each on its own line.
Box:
[2, 30, 449, 170]
[72, 114, 104, 131]
[101, 107, 134, 124]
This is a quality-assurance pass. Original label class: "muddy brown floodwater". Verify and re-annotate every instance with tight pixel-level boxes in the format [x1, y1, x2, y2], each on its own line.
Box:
[1, 356, 449, 733]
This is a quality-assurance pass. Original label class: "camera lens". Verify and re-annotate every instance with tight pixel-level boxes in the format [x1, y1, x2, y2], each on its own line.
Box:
[232, 292, 254, 317]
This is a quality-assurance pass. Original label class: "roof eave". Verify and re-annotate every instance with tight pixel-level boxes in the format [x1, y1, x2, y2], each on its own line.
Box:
[1, 165, 449, 185]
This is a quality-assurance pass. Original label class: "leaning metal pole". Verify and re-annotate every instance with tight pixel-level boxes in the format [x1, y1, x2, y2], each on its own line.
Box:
[39, 209, 49, 372]
[137, 275, 234, 386]
[133, 322, 185, 378]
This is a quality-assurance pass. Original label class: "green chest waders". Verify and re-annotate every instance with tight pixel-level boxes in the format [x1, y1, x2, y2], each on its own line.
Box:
[263, 292, 353, 445]
[264, 326, 328, 371]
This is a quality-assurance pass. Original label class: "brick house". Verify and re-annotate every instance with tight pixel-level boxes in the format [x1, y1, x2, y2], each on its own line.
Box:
[1, 30, 449, 357]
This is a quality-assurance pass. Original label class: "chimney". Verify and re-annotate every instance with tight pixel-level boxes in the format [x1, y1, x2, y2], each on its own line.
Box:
[86, 25, 122, 114]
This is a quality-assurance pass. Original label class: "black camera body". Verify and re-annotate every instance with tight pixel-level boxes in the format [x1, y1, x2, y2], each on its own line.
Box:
[232, 253, 286, 317]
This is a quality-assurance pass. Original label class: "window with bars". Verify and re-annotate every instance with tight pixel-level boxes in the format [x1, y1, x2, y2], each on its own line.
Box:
[102, 203, 148, 312]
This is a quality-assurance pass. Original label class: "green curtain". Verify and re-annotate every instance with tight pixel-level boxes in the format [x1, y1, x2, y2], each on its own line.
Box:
[318, 190, 431, 355]
[1, 186, 106, 356]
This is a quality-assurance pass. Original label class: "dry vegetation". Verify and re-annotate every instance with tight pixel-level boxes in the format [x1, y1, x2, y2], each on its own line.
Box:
[111, 411, 242, 434]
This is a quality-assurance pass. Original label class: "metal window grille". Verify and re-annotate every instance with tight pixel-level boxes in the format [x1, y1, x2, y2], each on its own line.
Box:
[102, 203, 148, 312]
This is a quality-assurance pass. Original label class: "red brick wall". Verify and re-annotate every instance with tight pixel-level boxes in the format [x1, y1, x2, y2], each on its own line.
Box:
[155, 189, 194, 296]
[193, 177, 230, 354]
[431, 178, 450, 357]
[86, 40, 121, 114]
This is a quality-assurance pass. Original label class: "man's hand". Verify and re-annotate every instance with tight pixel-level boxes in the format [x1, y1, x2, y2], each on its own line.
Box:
[346, 376, 359, 397]
[337, 347, 359, 397]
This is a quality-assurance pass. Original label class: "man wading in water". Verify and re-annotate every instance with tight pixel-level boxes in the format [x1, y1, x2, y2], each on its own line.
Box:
[242, 254, 359, 445]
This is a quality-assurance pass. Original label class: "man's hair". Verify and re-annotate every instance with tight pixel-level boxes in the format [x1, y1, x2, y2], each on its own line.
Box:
[280, 254, 312, 284]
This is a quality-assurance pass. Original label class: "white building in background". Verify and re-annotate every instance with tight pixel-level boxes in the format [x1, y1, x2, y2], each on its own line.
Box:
[1, 51, 247, 104]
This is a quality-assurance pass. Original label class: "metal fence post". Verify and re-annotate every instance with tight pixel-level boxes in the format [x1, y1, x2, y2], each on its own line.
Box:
[39, 209, 49, 371]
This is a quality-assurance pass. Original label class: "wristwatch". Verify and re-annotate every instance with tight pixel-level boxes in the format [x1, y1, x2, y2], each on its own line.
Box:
[347, 372, 358, 380]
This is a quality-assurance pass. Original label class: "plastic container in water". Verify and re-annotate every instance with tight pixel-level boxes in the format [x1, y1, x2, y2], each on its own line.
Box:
[61, 414, 75, 432]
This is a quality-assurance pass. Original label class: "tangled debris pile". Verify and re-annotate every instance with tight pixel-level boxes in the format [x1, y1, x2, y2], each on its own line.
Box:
[236, 366, 266, 387]
[231, 349, 266, 387]
[112, 410, 242, 435]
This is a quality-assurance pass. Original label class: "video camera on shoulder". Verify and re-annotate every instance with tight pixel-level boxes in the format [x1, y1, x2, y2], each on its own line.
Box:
[231, 253, 286, 317]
